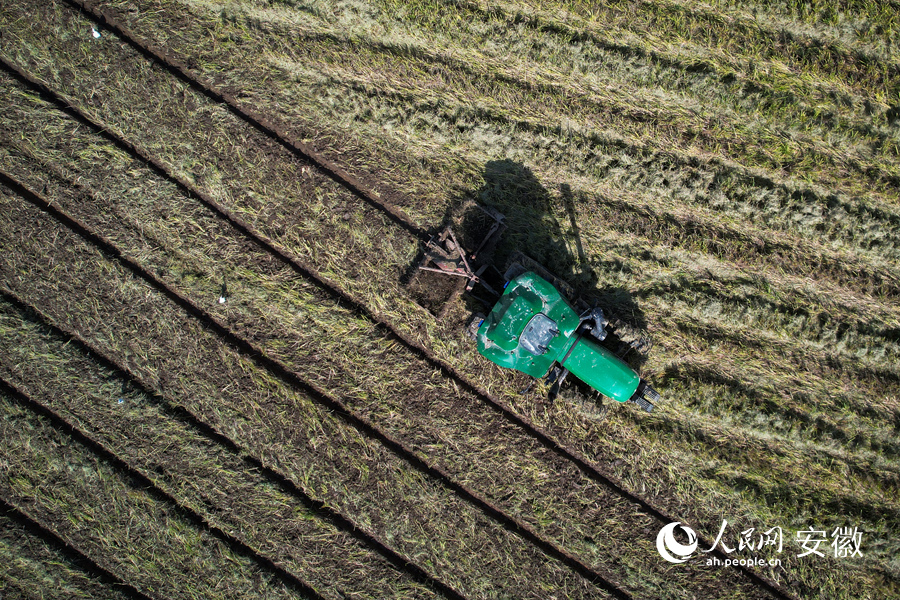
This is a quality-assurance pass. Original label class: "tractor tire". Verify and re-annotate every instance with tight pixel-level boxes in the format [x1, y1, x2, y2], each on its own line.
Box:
[642, 385, 661, 403]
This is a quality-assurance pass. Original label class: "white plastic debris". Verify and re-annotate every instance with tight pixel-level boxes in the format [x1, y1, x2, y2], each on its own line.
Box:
[91, 27, 101, 39]
[218, 296, 227, 304]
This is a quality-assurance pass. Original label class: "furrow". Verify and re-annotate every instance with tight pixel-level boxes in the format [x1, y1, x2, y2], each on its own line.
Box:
[10, 0, 896, 408]
[0, 50, 788, 596]
[0, 500, 146, 600]
[0, 64, 644, 598]
[0, 172, 613, 599]
[0, 376, 326, 600]
[0, 389, 303, 600]
[0, 291, 451, 600]
[63, 0, 426, 241]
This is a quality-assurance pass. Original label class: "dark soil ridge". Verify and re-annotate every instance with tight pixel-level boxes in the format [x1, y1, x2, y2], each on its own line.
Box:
[0, 510, 131, 600]
[0, 57, 644, 596]
[63, 0, 427, 243]
[0, 376, 326, 600]
[0, 496, 151, 600]
[0, 35, 793, 600]
[101, 0, 900, 244]
[2, 125, 716, 596]
[37, 3, 892, 596]
[0, 172, 630, 599]
[0, 289, 459, 600]
[0, 102, 788, 600]
[1, 122, 769, 598]
[86, 0, 900, 258]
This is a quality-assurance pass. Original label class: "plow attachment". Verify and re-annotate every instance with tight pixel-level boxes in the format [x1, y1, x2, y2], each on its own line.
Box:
[407, 203, 505, 317]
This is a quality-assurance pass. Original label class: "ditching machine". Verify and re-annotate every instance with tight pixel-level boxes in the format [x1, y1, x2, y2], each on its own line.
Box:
[408, 203, 661, 412]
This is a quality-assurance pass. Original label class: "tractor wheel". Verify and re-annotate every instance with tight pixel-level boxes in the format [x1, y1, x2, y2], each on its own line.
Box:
[642, 386, 661, 403]
[631, 383, 660, 412]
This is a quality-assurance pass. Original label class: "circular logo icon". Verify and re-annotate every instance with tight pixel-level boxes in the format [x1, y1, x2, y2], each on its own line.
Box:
[656, 522, 698, 563]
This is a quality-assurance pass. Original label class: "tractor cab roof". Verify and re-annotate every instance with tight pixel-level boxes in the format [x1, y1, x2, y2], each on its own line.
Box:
[477, 271, 580, 378]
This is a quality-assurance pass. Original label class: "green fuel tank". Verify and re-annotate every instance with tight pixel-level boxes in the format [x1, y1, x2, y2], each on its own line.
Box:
[476, 271, 641, 403]
[558, 336, 640, 402]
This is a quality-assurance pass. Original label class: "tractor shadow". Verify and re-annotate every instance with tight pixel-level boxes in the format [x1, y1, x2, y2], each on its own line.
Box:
[404, 159, 650, 375]
[465, 159, 651, 374]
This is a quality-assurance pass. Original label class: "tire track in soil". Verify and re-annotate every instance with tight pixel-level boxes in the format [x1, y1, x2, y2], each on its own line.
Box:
[0, 172, 627, 599]
[0, 290, 459, 600]
[1, 12, 794, 599]
[0, 497, 152, 600]
[0, 376, 327, 600]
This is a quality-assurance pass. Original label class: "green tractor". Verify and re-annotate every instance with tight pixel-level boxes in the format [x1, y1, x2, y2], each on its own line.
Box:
[410, 203, 660, 412]
[474, 268, 659, 411]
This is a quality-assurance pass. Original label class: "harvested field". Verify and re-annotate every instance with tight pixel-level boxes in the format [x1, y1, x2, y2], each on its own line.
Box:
[0, 0, 897, 599]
